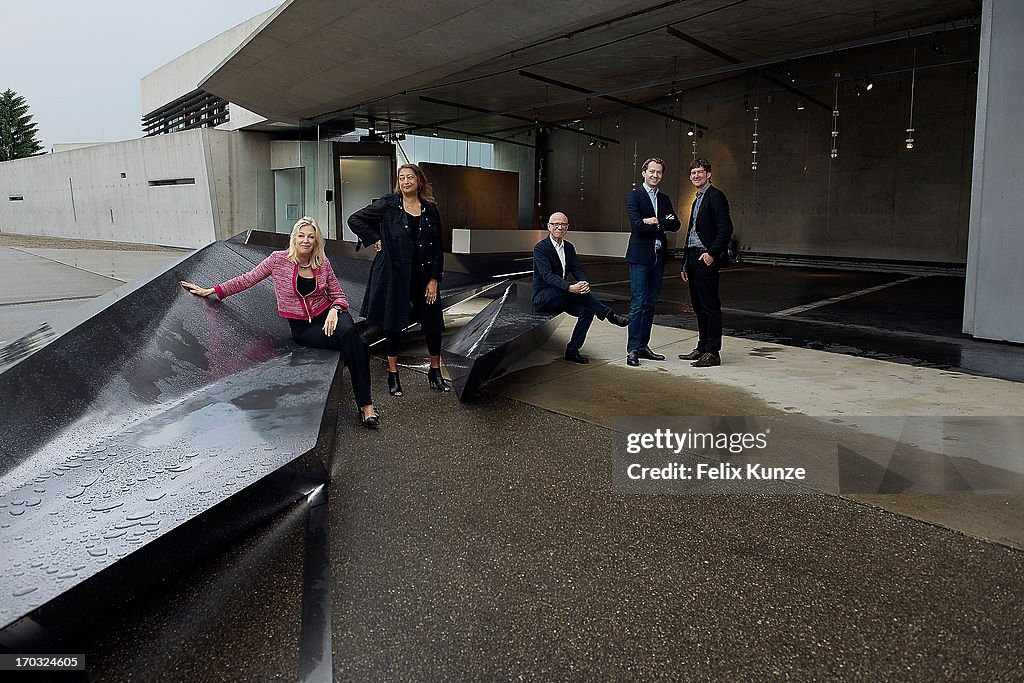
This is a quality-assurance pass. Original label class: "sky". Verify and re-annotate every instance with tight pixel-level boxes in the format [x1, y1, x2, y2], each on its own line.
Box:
[2, 1, 281, 150]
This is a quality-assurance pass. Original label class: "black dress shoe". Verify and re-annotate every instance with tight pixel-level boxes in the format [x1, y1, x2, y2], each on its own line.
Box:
[359, 408, 380, 429]
[637, 347, 666, 361]
[428, 366, 451, 391]
[626, 351, 640, 367]
[606, 311, 630, 327]
[678, 348, 703, 361]
[387, 370, 403, 396]
[691, 352, 721, 367]
[564, 349, 589, 364]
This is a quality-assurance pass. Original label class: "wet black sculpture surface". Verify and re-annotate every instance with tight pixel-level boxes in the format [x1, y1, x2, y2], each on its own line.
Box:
[0, 231, 544, 642]
[442, 282, 560, 400]
[0, 236, 337, 639]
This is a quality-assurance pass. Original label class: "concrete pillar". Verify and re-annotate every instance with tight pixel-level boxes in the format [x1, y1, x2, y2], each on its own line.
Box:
[964, 0, 1024, 342]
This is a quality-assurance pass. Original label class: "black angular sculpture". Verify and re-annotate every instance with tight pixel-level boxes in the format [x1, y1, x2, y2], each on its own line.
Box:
[0, 230, 543, 642]
[0, 236, 341, 640]
[441, 282, 560, 400]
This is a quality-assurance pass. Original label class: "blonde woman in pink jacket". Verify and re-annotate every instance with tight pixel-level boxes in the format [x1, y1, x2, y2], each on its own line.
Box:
[181, 216, 379, 428]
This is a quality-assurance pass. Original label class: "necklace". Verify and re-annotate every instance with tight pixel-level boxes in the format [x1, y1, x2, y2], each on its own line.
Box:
[298, 260, 312, 269]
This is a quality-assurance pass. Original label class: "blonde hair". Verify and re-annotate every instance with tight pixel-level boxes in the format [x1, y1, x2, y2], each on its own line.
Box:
[287, 216, 326, 268]
[394, 163, 436, 205]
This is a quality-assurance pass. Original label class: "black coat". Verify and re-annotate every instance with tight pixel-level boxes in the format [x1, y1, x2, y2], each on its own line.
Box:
[347, 193, 445, 333]
[681, 185, 733, 269]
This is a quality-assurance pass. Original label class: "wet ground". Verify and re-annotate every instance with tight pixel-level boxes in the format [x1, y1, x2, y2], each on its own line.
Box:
[562, 257, 1024, 383]
[3, 240, 1023, 681]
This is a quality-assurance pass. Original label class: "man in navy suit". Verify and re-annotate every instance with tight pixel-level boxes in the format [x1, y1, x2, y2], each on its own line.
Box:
[678, 158, 733, 367]
[624, 157, 681, 367]
[533, 212, 629, 364]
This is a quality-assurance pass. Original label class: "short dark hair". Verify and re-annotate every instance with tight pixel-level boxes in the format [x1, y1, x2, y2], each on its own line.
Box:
[689, 158, 712, 174]
[641, 157, 665, 172]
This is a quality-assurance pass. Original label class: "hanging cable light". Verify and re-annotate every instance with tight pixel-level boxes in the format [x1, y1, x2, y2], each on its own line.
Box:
[830, 72, 840, 159]
[906, 47, 917, 150]
[751, 105, 760, 171]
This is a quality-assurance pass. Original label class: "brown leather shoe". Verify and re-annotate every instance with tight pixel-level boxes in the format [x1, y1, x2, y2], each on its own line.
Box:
[678, 348, 703, 361]
[690, 352, 721, 367]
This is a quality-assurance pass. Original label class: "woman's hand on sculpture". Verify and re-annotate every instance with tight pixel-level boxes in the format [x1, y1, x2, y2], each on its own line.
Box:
[180, 281, 214, 297]
[425, 279, 439, 305]
[323, 307, 339, 336]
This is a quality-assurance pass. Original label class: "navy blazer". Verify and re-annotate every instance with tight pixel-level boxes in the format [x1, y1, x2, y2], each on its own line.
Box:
[682, 185, 733, 269]
[624, 186, 681, 266]
[532, 237, 587, 313]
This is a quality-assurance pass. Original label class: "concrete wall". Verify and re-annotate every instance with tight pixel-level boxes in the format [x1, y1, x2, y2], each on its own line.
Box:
[539, 34, 978, 264]
[140, 8, 276, 128]
[0, 129, 274, 247]
[542, 116, 682, 237]
[1, 130, 216, 247]
[205, 130, 274, 239]
[964, 0, 1024, 343]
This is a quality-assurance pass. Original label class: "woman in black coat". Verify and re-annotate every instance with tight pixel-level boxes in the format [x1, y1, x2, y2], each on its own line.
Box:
[347, 163, 449, 396]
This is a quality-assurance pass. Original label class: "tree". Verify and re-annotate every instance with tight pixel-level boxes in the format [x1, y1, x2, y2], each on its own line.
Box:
[0, 89, 44, 161]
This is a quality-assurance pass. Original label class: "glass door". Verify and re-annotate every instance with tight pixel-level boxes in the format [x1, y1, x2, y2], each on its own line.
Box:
[338, 156, 393, 242]
[273, 168, 304, 234]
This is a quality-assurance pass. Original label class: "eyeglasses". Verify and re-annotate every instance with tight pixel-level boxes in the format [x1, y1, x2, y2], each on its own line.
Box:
[548, 222, 568, 229]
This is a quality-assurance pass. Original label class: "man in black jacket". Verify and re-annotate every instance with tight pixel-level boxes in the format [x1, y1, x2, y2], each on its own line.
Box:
[533, 212, 629, 364]
[679, 158, 733, 367]
[624, 157, 681, 367]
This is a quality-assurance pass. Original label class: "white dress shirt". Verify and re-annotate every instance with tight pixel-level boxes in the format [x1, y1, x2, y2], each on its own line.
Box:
[550, 235, 566, 278]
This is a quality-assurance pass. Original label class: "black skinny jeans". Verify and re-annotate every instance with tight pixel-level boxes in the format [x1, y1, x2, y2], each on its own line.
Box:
[290, 310, 372, 406]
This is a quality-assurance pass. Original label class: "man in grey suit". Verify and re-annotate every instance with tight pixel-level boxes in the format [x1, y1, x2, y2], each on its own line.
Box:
[533, 212, 629, 364]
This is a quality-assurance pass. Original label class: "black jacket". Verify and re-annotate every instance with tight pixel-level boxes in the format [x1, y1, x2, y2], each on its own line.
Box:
[532, 237, 586, 313]
[624, 186, 681, 266]
[681, 185, 733, 269]
[347, 193, 445, 333]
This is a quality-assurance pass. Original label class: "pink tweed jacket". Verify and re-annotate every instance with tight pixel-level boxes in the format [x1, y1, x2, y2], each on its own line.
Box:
[214, 251, 349, 321]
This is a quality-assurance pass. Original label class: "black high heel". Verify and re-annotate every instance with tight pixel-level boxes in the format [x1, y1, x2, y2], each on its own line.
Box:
[428, 367, 451, 392]
[359, 408, 380, 429]
[387, 371, 403, 396]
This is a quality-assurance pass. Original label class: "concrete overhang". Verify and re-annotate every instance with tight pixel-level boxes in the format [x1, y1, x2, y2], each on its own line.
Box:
[201, 0, 977, 142]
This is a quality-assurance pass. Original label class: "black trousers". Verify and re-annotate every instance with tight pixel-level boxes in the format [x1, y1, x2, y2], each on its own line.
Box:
[684, 247, 723, 353]
[384, 331, 442, 357]
[535, 292, 612, 353]
[290, 310, 372, 406]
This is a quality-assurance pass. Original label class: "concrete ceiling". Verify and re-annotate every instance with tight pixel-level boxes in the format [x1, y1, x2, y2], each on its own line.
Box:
[201, 0, 978, 142]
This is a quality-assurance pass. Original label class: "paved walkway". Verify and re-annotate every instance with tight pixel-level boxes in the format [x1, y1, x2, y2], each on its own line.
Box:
[0, 242, 187, 342]
[4, 237, 1023, 680]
